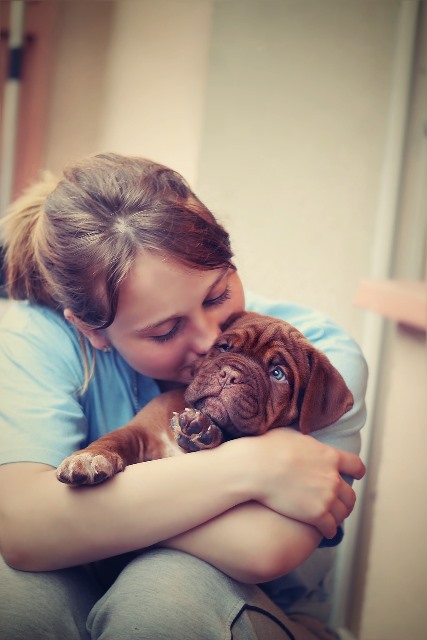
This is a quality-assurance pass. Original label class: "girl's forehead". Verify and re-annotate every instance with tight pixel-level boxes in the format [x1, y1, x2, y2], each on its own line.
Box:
[110, 252, 229, 331]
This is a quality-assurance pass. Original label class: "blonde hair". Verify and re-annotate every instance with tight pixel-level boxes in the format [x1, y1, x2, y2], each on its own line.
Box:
[2, 171, 59, 305]
[2, 153, 234, 387]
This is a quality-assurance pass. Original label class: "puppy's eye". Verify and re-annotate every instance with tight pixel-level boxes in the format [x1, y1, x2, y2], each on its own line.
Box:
[216, 342, 231, 352]
[270, 366, 287, 382]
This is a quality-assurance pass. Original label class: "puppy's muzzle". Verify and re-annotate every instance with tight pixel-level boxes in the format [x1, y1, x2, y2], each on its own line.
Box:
[185, 356, 269, 435]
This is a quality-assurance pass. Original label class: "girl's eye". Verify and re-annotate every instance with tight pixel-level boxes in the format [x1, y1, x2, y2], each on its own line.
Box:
[150, 321, 181, 343]
[270, 366, 287, 382]
[203, 286, 231, 308]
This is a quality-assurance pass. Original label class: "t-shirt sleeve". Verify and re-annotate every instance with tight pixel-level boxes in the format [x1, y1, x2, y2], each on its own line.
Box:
[0, 306, 89, 467]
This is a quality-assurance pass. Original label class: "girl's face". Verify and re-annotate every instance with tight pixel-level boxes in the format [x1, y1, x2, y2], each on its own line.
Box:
[103, 251, 245, 384]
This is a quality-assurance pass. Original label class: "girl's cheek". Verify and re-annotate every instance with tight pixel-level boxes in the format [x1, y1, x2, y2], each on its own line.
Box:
[149, 344, 182, 370]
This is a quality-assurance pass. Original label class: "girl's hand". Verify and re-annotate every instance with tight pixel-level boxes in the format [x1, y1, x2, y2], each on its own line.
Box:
[225, 428, 365, 540]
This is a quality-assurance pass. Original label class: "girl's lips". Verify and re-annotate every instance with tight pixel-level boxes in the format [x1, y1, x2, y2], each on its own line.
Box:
[180, 359, 203, 380]
[178, 364, 197, 383]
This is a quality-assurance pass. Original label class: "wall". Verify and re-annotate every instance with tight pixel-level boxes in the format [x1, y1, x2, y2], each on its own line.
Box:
[354, 7, 427, 636]
[98, 0, 212, 185]
[44, 0, 212, 186]
[355, 322, 426, 639]
[44, 1, 114, 172]
[197, 0, 399, 341]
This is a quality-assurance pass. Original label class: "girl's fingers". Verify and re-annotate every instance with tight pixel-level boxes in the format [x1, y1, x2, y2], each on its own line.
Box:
[317, 482, 357, 538]
[338, 480, 357, 513]
[329, 500, 351, 530]
[338, 451, 366, 480]
[316, 513, 338, 540]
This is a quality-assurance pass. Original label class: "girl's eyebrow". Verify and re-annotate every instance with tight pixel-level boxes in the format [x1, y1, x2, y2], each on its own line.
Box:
[135, 267, 230, 334]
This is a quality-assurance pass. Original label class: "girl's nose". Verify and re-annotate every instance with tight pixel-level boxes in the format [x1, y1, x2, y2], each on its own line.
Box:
[189, 313, 221, 355]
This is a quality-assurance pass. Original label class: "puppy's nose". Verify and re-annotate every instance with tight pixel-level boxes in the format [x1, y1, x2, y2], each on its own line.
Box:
[219, 365, 241, 385]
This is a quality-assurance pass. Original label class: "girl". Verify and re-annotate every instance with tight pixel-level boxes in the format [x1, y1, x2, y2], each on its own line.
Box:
[0, 153, 366, 639]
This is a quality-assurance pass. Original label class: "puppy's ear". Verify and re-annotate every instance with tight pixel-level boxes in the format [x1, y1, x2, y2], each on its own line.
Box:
[299, 350, 354, 434]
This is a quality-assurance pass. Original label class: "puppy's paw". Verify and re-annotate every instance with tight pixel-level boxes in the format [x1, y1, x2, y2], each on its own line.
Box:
[56, 450, 125, 486]
[170, 408, 223, 452]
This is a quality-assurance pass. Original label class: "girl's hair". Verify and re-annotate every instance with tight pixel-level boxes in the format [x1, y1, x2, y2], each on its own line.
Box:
[3, 153, 233, 328]
[2, 153, 234, 387]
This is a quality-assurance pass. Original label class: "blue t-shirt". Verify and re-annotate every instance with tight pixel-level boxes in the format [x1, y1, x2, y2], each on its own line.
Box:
[0, 291, 367, 622]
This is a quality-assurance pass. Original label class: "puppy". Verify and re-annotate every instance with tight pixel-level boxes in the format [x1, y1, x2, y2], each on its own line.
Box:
[56, 311, 353, 486]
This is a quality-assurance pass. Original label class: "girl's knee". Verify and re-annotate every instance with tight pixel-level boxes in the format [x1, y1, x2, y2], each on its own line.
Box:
[88, 549, 245, 640]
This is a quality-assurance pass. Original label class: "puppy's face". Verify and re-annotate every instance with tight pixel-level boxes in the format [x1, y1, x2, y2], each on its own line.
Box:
[184, 312, 353, 437]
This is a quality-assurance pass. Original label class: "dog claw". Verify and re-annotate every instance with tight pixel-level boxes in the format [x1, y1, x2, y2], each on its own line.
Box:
[56, 451, 125, 486]
[171, 409, 223, 452]
[197, 425, 221, 445]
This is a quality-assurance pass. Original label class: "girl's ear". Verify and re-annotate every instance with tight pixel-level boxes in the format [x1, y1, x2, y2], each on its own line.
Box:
[63, 309, 110, 351]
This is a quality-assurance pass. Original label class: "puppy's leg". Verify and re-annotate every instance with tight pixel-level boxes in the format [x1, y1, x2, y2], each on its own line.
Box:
[56, 389, 186, 486]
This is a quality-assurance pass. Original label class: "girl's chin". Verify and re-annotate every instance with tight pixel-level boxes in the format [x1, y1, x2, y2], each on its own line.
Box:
[176, 367, 195, 385]
[177, 373, 193, 386]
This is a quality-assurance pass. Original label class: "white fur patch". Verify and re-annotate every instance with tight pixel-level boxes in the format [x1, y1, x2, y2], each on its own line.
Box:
[159, 433, 184, 457]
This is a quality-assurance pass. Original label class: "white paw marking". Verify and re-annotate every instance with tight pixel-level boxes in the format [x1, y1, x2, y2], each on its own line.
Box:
[56, 451, 119, 485]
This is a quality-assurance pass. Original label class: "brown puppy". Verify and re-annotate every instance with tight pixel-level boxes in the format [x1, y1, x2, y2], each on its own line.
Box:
[56, 311, 354, 486]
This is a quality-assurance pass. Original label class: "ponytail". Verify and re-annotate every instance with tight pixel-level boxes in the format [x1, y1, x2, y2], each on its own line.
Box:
[1, 172, 58, 304]
[1, 172, 95, 390]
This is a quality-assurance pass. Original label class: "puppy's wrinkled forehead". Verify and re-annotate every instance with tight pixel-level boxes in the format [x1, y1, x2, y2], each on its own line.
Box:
[220, 312, 306, 362]
[222, 317, 281, 348]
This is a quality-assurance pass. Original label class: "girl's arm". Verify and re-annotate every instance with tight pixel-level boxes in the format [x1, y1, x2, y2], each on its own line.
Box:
[161, 426, 360, 583]
[162, 502, 324, 583]
[0, 428, 363, 574]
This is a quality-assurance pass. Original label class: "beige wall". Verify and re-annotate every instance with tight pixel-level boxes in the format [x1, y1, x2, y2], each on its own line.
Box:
[355, 323, 426, 639]
[98, 0, 213, 185]
[354, 7, 427, 635]
[44, 1, 114, 171]
[196, 0, 398, 341]
[45, 0, 212, 185]
[39, 1, 426, 638]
